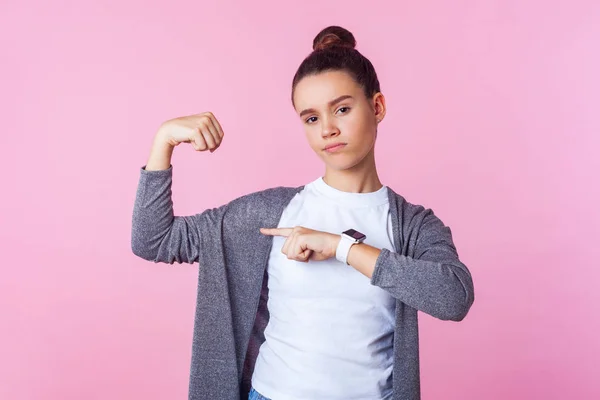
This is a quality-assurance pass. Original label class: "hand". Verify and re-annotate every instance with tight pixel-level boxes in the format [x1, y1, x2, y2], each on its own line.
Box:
[157, 112, 225, 153]
[260, 226, 341, 263]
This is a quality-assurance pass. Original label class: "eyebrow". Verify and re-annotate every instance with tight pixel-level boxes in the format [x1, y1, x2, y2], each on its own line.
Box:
[299, 95, 354, 118]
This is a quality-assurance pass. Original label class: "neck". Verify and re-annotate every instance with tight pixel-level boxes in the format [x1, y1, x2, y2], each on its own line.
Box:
[322, 148, 382, 193]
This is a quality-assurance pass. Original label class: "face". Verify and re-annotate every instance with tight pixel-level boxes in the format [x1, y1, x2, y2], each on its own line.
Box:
[293, 70, 385, 172]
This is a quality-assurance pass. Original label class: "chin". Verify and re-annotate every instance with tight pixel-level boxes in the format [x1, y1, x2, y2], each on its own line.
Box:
[323, 157, 361, 171]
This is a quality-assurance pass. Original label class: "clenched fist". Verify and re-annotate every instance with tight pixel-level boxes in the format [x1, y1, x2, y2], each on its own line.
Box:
[157, 112, 225, 153]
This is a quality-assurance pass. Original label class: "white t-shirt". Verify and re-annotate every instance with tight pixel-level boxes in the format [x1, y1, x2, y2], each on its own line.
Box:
[251, 176, 397, 400]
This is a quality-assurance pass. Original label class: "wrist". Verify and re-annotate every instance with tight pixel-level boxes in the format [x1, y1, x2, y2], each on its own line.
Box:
[335, 229, 367, 265]
[154, 128, 175, 149]
[145, 132, 175, 171]
[332, 234, 342, 257]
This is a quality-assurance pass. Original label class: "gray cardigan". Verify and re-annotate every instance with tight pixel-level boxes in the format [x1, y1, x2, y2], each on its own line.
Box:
[131, 165, 475, 400]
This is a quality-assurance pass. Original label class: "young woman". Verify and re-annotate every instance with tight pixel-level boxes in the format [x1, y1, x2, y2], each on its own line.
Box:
[132, 26, 475, 400]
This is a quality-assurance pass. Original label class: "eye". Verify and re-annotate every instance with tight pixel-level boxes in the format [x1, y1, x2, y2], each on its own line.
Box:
[304, 107, 351, 124]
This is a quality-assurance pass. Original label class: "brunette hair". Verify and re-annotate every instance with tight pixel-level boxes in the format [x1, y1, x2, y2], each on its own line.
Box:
[291, 26, 381, 106]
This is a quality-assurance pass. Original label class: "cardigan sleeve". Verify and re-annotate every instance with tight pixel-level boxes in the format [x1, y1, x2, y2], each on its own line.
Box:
[370, 208, 475, 321]
[131, 165, 228, 264]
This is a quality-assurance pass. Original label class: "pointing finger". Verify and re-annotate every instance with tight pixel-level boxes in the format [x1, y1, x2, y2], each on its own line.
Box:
[260, 227, 293, 237]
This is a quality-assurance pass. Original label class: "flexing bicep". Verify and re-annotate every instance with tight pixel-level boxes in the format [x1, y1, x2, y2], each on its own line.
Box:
[131, 166, 228, 264]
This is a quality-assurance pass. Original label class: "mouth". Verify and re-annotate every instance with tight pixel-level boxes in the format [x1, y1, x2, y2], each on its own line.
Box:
[323, 143, 347, 153]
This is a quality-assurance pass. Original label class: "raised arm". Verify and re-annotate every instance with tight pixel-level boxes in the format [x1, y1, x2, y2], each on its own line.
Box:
[131, 112, 225, 264]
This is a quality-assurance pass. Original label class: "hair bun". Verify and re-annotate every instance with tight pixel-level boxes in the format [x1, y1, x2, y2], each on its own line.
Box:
[312, 26, 356, 51]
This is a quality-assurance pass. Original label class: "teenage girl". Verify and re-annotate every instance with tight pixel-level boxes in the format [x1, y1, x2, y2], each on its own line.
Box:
[136, 25, 474, 400]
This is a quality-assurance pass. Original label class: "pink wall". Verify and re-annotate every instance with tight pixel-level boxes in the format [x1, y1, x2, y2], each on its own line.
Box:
[1, 1, 598, 398]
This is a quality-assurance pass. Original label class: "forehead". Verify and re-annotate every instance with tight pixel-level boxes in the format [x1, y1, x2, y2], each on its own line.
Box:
[293, 70, 361, 109]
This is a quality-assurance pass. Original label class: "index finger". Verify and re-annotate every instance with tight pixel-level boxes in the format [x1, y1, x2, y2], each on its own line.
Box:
[260, 227, 293, 237]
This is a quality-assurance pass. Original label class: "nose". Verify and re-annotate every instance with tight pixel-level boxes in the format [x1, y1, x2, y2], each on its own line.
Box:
[320, 118, 340, 139]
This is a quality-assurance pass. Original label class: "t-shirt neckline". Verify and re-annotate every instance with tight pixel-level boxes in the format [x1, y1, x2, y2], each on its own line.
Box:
[310, 176, 389, 207]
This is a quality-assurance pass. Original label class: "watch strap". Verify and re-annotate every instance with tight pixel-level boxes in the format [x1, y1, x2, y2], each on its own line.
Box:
[336, 234, 357, 265]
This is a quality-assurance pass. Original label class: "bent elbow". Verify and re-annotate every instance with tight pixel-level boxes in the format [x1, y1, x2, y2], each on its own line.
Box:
[131, 237, 158, 262]
[441, 267, 475, 322]
[439, 290, 474, 322]
[442, 304, 469, 321]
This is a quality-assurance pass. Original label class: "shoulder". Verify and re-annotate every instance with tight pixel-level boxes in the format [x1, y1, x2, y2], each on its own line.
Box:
[386, 187, 457, 256]
[230, 185, 303, 206]
[224, 184, 305, 219]
[387, 186, 449, 230]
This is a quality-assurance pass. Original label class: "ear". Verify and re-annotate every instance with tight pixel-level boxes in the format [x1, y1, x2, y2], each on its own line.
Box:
[372, 92, 386, 123]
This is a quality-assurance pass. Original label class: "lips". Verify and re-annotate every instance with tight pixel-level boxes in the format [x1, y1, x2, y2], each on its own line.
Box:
[323, 143, 346, 151]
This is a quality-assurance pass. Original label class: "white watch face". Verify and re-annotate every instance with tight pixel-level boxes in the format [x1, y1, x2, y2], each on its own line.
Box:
[343, 229, 366, 242]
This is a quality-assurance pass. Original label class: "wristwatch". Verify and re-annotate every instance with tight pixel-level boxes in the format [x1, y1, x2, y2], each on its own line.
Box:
[336, 229, 366, 265]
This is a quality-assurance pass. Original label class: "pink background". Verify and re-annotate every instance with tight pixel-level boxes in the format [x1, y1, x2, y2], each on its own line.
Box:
[1, 1, 598, 399]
